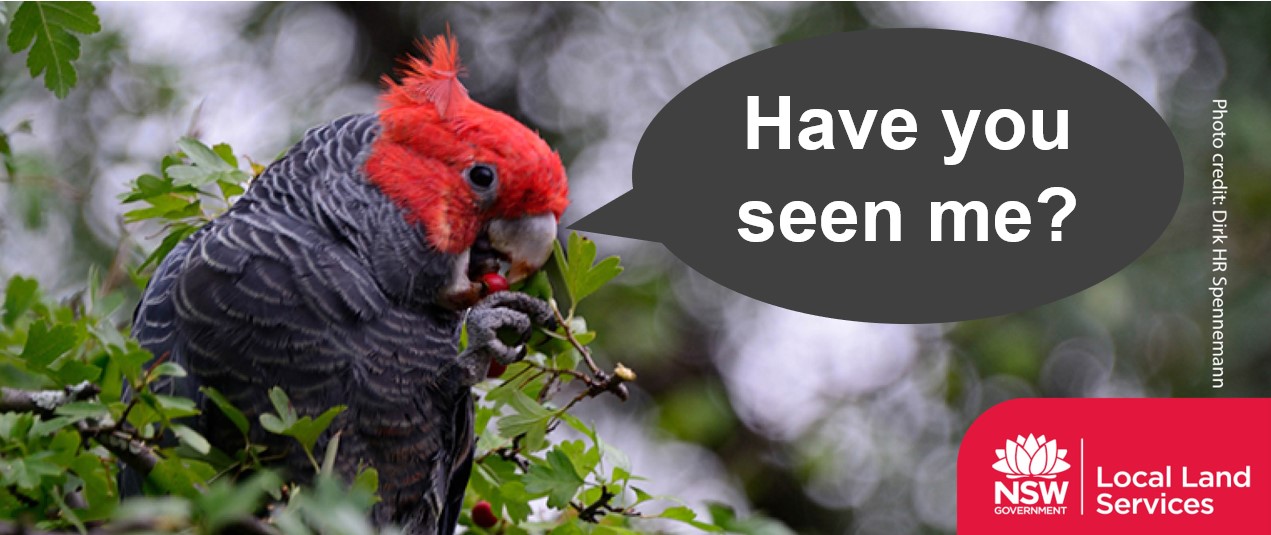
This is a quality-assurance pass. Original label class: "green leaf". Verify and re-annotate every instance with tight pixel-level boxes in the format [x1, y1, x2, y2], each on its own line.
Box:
[177, 138, 235, 172]
[139, 224, 198, 271]
[556, 232, 624, 306]
[575, 257, 623, 304]
[51, 358, 101, 384]
[150, 457, 214, 498]
[6, 1, 101, 98]
[266, 387, 295, 424]
[166, 138, 251, 187]
[258, 413, 287, 435]
[660, 506, 697, 522]
[54, 401, 109, 421]
[287, 405, 344, 452]
[10, 456, 62, 490]
[20, 319, 77, 370]
[660, 505, 727, 532]
[353, 466, 379, 497]
[31, 415, 76, 435]
[633, 486, 654, 505]
[150, 394, 199, 420]
[320, 431, 340, 474]
[197, 471, 281, 533]
[108, 343, 153, 387]
[260, 388, 344, 454]
[199, 386, 249, 437]
[70, 452, 116, 520]
[524, 448, 584, 509]
[172, 424, 211, 455]
[149, 361, 187, 379]
[659, 505, 724, 531]
[2, 275, 38, 326]
[0, 412, 34, 441]
[0, 129, 13, 178]
[211, 143, 238, 167]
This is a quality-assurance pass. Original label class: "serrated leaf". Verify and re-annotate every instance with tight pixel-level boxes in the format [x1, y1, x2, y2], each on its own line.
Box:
[109, 343, 153, 387]
[3, 275, 38, 326]
[278, 405, 344, 453]
[200, 386, 249, 436]
[524, 448, 585, 509]
[52, 357, 100, 385]
[20, 319, 77, 370]
[166, 164, 216, 187]
[211, 143, 238, 167]
[575, 256, 623, 302]
[660, 505, 697, 522]
[505, 388, 553, 419]
[6, 2, 101, 98]
[558, 232, 623, 306]
[496, 413, 546, 441]
[557, 412, 595, 442]
[177, 138, 234, 172]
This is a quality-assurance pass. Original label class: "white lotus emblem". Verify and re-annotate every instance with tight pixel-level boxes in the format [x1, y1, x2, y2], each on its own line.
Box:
[992, 434, 1070, 479]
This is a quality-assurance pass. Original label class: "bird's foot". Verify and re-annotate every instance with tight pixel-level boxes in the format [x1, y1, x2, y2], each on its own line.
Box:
[456, 292, 557, 385]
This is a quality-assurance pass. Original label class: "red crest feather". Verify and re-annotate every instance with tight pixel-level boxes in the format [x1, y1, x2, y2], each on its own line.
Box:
[385, 31, 470, 118]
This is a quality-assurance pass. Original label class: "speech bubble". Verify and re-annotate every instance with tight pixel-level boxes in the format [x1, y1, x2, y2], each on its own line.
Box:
[570, 29, 1183, 323]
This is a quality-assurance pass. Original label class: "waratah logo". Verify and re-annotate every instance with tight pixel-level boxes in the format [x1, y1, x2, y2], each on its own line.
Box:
[993, 434, 1070, 479]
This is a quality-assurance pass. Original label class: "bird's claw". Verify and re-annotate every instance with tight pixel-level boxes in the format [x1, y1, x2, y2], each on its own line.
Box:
[456, 292, 556, 384]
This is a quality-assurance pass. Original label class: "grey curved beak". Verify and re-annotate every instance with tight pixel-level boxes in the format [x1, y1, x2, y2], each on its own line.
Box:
[487, 214, 557, 284]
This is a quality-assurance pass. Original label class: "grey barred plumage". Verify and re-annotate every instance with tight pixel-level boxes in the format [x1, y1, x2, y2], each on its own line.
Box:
[130, 113, 553, 533]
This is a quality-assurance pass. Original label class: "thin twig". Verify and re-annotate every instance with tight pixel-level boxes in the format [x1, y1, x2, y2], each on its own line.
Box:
[99, 221, 134, 296]
[571, 485, 616, 523]
[551, 304, 602, 376]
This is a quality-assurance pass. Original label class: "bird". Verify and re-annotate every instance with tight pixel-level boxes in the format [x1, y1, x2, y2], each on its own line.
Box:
[129, 33, 568, 534]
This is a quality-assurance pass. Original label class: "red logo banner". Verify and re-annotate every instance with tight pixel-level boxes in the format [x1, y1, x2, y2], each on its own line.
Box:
[958, 398, 1271, 533]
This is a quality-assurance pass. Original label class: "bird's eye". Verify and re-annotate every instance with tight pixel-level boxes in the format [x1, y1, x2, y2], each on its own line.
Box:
[465, 164, 497, 190]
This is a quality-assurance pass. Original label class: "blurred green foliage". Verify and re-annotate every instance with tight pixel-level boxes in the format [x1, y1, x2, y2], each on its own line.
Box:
[0, 2, 1268, 535]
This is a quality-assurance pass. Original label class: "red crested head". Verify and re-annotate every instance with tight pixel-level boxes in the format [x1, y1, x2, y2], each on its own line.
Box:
[366, 33, 569, 256]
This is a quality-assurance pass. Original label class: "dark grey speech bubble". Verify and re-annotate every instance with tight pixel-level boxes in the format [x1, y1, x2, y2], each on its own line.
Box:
[570, 29, 1183, 324]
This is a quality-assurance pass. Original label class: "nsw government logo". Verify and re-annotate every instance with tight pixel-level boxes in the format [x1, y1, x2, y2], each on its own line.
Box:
[992, 434, 1072, 515]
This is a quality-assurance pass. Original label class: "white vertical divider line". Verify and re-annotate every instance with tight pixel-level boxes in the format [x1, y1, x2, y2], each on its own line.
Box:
[1081, 438, 1085, 516]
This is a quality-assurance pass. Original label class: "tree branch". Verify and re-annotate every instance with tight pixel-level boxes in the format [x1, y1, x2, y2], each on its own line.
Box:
[0, 384, 162, 477]
[0, 517, 279, 535]
[0, 382, 99, 415]
[80, 422, 161, 476]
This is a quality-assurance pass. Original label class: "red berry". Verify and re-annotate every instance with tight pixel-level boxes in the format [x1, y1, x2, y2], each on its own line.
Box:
[472, 500, 498, 528]
[481, 273, 509, 294]
[486, 359, 507, 379]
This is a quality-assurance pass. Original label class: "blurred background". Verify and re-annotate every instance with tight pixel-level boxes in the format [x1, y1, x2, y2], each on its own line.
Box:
[1, 2, 1268, 533]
